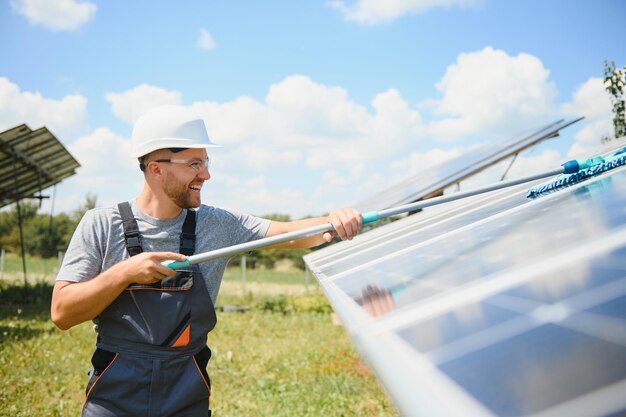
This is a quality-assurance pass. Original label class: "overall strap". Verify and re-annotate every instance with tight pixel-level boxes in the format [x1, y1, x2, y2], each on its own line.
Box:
[118, 202, 143, 257]
[180, 209, 196, 256]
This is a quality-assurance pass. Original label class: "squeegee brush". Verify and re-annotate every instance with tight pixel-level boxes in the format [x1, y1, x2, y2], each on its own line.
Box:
[527, 147, 626, 199]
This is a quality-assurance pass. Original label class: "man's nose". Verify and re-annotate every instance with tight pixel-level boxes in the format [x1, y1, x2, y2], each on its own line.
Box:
[198, 167, 210, 180]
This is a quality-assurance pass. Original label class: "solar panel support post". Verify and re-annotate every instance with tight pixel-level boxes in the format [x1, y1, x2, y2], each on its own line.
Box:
[500, 152, 519, 181]
[241, 255, 247, 297]
[304, 265, 310, 292]
[0, 248, 4, 279]
[10, 149, 28, 286]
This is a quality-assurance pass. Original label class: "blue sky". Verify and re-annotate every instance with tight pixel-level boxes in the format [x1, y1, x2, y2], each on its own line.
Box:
[1, 0, 625, 217]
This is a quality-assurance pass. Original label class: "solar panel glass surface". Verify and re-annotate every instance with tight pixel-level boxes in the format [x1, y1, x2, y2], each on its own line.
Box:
[305, 139, 626, 417]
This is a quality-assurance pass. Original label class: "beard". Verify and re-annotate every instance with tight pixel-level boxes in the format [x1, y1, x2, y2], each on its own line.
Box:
[163, 173, 201, 209]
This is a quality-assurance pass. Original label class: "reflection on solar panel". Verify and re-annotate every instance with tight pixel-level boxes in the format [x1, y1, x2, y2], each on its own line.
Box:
[0, 124, 80, 208]
[354, 118, 583, 212]
[305, 137, 626, 417]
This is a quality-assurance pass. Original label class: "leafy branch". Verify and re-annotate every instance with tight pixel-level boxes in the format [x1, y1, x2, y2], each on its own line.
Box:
[602, 60, 626, 143]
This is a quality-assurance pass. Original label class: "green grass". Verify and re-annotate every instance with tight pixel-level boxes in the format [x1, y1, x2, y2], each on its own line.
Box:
[0, 267, 399, 417]
[222, 263, 312, 286]
[0, 252, 60, 283]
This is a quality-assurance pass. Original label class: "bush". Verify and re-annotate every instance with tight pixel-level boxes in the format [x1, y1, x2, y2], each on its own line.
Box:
[0, 281, 53, 305]
[255, 294, 332, 315]
[256, 295, 292, 314]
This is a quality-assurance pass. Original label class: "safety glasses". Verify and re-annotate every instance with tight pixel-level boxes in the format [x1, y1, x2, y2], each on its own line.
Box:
[154, 157, 211, 173]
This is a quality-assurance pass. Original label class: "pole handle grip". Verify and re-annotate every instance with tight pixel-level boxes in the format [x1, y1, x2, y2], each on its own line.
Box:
[162, 258, 191, 270]
[362, 211, 380, 224]
[562, 156, 605, 173]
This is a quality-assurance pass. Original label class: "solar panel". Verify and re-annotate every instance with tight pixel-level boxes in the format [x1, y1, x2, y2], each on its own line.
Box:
[0, 124, 80, 208]
[305, 137, 626, 417]
[353, 118, 583, 212]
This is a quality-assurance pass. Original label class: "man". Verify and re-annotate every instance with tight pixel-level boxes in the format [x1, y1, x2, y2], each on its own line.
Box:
[51, 105, 362, 417]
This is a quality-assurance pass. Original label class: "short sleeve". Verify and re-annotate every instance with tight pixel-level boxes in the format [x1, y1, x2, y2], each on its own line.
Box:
[56, 209, 106, 283]
[221, 207, 271, 246]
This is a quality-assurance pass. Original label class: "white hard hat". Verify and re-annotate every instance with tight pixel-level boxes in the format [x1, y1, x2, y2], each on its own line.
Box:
[130, 105, 221, 158]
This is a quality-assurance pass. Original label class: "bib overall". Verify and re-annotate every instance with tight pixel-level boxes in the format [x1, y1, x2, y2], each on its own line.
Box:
[82, 202, 217, 417]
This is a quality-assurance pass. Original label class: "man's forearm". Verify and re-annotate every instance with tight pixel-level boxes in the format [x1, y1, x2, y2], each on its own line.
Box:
[51, 251, 187, 330]
[266, 216, 330, 249]
[51, 263, 130, 330]
[265, 207, 362, 249]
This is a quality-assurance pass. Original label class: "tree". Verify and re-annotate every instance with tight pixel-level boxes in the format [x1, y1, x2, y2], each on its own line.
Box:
[24, 213, 74, 258]
[0, 194, 96, 258]
[0, 201, 40, 255]
[603, 61, 626, 143]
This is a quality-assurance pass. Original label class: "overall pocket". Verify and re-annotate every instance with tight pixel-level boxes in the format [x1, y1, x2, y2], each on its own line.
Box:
[193, 346, 212, 395]
[83, 352, 154, 417]
[85, 348, 118, 396]
[122, 270, 195, 346]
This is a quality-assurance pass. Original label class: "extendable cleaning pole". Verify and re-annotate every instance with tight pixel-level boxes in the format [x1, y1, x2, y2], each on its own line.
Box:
[162, 156, 607, 269]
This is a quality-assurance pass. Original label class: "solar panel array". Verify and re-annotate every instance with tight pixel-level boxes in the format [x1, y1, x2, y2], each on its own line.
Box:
[353, 118, 583, 212]
[0, 124, 80, 208]
[305, 137, 626, 417]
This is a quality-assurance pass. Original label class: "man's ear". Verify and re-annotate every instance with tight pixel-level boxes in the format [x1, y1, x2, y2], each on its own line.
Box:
[146, 161, 164, 179]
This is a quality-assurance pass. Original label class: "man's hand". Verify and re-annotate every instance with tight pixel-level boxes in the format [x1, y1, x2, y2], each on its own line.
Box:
[265, 207, 363, 249]
[51, 251, 187, 330]
[322, 207, 362, 242]
[120, 252, 187, 285]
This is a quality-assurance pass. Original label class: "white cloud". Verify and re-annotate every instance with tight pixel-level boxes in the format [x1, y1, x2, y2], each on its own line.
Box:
[329, 0, 477, 25]
[428, 47, 558, 141]
[234, 145, 302, 171]
[62, 127, 141, 206]
[312, 162, 390, 213]
[105, 84, 182, 124]
[10, 0, 96, 31]
[0, 76, 88, 137]
[37, 127, 140, 216]
[191, 75, 425, 170]
[388, 147, 465, 179]
[561, 77, 611, 120]
[566, 124, 612, 158]
[96, 76, 425, 217]
[265, 74, 372, 141]
[209, 181, 310, 217]
[68, 127, 137, 185]
[560, 77, 613, 157]
[190, 97, 274, 146]
[271, 78, 424, 167]
[193, 76, 426, 214]
[197, 28, 217, 50]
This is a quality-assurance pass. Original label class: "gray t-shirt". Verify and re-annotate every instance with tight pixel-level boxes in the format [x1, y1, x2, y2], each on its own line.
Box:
[56, 200, 271, 304]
